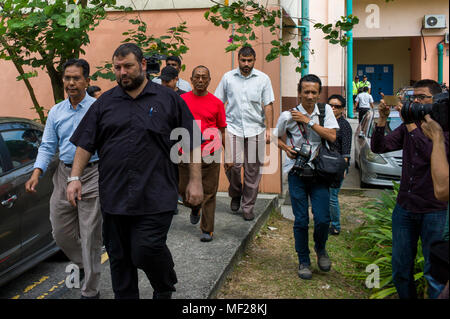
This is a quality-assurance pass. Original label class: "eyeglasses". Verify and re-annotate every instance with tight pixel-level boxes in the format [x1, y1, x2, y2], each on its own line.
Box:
[411, 94, 433, 101]
[63, 76, 83, 83]
[329, 104, 344, 109]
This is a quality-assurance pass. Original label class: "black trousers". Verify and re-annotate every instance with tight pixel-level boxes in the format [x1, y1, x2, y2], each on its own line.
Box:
[358, 108, 370, 123]
[102, 211, 178, 299]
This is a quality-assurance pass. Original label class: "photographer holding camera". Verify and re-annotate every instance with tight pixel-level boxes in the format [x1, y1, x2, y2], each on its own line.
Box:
[275, 74, 339, 280]
[371, 79, 449, 299]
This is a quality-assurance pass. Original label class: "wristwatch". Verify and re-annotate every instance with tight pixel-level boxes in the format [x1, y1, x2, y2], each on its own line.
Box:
[307, 120, 315, 128]
[67, 176, 80, 183]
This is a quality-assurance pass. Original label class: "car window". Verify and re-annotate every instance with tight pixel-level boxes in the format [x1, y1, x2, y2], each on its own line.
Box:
[1, 129, 41, 169]
[369, 117, 402, 137]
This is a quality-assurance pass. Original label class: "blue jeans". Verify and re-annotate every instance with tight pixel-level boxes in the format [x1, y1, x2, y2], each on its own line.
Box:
[392, 204, 447, 299]
[329, 180, 343, 231]
[288, 173, 330, 266]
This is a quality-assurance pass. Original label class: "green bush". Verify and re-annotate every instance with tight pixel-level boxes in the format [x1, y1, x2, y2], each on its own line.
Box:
[350, 182, 426, 299]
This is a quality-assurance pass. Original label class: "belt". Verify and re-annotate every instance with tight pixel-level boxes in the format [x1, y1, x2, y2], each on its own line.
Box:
[64, 161, 98, 168]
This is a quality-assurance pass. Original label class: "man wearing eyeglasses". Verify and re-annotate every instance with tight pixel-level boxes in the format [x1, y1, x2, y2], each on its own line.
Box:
[371, 79, 449, 299]
[25, 59, 102, 299]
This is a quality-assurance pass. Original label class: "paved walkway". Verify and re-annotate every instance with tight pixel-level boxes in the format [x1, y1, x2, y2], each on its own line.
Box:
[59, 193, 279, 299]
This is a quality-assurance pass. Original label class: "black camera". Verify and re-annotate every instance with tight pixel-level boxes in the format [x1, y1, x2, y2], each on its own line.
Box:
[145, 54, 166, 75]
[401, 91, 449, 131]
[292, 143, 312, 171]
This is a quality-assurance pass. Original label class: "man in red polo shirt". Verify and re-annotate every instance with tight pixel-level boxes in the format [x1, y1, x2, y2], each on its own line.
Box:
[179, 65, 227, 242]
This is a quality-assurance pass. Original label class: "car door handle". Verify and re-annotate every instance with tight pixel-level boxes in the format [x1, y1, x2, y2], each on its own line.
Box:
[1, 195, 17, 208]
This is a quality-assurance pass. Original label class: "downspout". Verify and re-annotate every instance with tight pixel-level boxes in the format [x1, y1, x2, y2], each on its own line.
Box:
[346, 0, 355, 118]
[438, 42, 444, 84]
[301, 0, 309, 76]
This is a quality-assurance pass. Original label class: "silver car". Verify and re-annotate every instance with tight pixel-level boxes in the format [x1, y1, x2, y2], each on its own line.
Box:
[354, 109, 403, 188]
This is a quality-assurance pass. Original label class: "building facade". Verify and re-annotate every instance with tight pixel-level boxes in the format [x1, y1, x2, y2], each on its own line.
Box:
[1, 0, 448, 194]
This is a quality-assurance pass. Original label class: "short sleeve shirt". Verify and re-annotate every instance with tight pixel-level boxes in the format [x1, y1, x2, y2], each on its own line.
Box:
[214, 68, 275, 138]
[274, 103, 339, 174]
[70, 81, 200, 216]
[181, 91, 227, 156]
[355, 92, 373, 109]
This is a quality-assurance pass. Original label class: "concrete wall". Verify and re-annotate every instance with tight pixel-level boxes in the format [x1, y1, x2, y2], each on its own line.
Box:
[353, 0, 449, 38]
[281, 0, 346, 111]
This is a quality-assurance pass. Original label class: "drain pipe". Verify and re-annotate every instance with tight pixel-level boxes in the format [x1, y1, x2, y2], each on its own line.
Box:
[346, 0, 355, 118]
[301, 0, 309, 76]
[438, 42, 444, 84]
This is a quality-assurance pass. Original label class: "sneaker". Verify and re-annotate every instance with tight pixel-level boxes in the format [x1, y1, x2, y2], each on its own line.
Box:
[329, 226, 340, 236]
[230, 196, 241, 212]
[298, 264, 312, 280]
[243, 211, 255, 221]
[317, 251, 332, 272]
[177, 195, 184, 205]
[190, 207, 200, 225]
[200, 232, 213, 242]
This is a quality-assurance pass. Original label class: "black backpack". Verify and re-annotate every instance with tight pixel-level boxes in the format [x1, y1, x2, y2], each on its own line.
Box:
[312, 103, 347, 186]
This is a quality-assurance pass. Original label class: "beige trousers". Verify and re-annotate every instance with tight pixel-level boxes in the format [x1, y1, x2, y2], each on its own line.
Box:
[49, 161, 102, 297]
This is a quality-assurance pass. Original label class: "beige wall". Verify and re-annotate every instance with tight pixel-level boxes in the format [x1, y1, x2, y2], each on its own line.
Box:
[353, 0, 449, 38]
[281, 0, 346, 109]
[354, 37, 411, 93]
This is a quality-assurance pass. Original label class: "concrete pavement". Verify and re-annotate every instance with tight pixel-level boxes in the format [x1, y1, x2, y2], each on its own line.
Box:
[58, 193, 279, 299]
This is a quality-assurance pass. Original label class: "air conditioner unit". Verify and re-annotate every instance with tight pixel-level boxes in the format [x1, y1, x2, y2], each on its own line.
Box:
[423, 15, 446, 29]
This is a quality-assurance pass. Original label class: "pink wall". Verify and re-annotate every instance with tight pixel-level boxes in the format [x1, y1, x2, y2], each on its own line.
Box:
[0, 9, 282, 193]
[411, 36, 449, 84]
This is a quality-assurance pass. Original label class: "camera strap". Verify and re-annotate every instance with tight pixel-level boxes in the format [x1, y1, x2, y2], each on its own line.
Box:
[294, 106, 310, 145]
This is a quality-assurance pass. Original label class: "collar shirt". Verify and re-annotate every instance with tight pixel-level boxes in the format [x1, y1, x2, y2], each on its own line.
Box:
[153, 77, 192, 92]
[274, 103, 339, 174]
[371, 123, 449, 213]
[355, 92, 373, 109]
[34, 93, 99, 174]
[70, 81, 199, 216]
[214, 68, 275, 138]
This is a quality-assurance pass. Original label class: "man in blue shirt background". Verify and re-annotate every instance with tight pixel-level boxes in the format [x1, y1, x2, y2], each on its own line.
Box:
[25, 59, 102, 299]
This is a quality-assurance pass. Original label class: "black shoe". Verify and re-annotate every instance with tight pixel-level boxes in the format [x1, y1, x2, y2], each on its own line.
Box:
[329, 227, 340, 235]
[81, 292, 100, 299]
[190, 207, 200, 225]
[230, 197, 241, 212]
[153, 291, 172, 299]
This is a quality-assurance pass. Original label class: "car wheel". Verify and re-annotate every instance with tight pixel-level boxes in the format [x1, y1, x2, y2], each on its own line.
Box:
[359, 162, 369, 188]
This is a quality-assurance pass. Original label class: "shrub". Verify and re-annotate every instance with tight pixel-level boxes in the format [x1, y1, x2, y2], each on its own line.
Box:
[350, 182, 426, 299]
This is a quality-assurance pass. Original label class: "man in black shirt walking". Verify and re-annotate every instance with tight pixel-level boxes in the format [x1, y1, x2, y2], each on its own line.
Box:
[66, 43, 203, 299]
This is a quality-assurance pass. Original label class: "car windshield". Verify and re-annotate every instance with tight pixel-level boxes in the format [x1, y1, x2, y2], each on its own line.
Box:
[369, 116, 402, 136]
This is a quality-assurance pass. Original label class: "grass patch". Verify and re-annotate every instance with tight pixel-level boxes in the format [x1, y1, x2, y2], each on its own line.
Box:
[216, 194, 374, 299]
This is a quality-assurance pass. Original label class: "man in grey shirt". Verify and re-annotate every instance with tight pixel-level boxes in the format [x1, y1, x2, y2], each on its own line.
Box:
[153, 55, 191, 92]
[214, 46, 274, 221]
